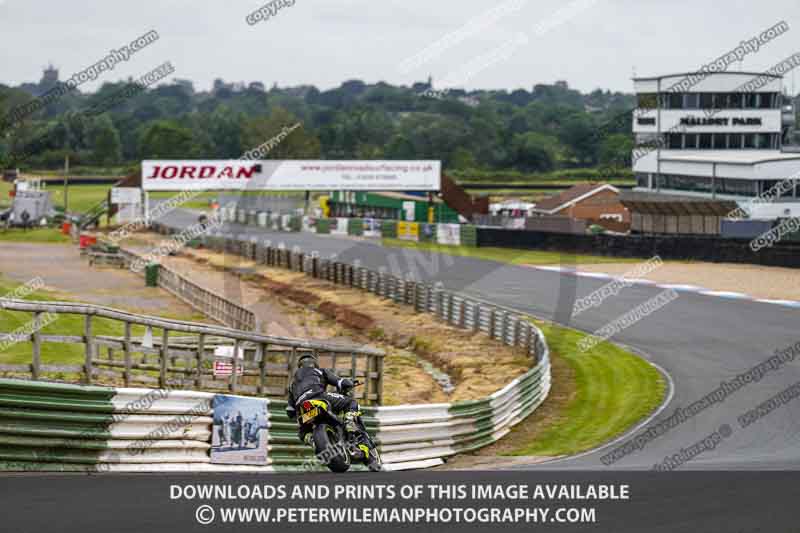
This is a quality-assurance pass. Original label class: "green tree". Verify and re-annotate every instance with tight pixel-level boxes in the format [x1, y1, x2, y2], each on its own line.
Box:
[599, 133, 633, 167]
[558, 113, 599, 166]
[138, 120, 196, 159]
[385, 134, 416, 159]
[240, 107, 320, 158]
[449, 147, 477, 170]
[86, 115, 122, 164]
[511, 132, 558, 172]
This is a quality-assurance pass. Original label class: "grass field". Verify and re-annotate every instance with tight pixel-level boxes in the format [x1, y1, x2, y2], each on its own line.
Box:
[0, 276, 205, 371]
[0, 276, 131, 367]
[0, 227, 71, 243]
[1, 181, 306, 217]
[506, 321, 665, 457]
[381, 238, 638, 266]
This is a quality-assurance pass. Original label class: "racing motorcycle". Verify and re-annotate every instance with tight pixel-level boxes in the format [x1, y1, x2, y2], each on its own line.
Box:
[297, 381, 382, 473]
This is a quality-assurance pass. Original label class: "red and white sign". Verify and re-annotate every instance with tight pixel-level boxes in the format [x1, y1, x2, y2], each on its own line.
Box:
[141, 160, 441, 192]
[213, 345, 244, 377]
[213, 360, 244, 377]
[213, 360, 233, 376]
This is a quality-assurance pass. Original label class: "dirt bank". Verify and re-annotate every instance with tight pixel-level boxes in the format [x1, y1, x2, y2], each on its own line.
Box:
[124, 233, 533, 404]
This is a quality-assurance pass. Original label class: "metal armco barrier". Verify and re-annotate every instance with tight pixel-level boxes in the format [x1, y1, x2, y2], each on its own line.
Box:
[198, 232, 544, 356]
[0, 224, 552, 471]
[199, 231, 552, 470]
[0, 378, 214, 472]
[0, 336, 549, 472]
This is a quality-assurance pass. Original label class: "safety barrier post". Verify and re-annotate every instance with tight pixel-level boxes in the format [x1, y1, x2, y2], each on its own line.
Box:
[31, 312, 42, 380]
[84, 314, 94, 384]
[123, 321, 133, 387]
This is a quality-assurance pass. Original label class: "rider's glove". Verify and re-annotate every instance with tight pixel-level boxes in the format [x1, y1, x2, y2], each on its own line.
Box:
[338, 378, 354, 392]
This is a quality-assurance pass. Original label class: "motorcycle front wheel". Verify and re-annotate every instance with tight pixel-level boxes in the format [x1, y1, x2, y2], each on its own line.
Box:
[313, 424, 350, 473]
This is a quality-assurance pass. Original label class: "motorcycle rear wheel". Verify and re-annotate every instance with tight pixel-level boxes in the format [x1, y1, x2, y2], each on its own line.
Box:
[313, 424, 350, 473]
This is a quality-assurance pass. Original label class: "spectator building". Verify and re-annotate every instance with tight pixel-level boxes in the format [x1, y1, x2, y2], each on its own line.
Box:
[632, 71, 799, 219]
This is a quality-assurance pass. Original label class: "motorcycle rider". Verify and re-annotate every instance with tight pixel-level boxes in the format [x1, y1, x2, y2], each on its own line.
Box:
[285, 353, 377, 467]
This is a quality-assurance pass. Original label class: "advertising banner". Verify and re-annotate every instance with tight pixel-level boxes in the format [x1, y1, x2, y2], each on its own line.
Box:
[398, 221, 420, 242]
[210, 395, 269, 465]
[331, 217, 349, 235]
[110, 187, 141, 204]
[402, 201, 416, 221]
[117, 203, 140, 224]
[142, 160, 441, 191]
[363, 218, 381, 238]
[436, 223, 461, 245]
[270, 213, 281, 230]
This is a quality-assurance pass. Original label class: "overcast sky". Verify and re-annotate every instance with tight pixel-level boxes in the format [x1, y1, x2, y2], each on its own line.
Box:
[1, 0, 800, 95]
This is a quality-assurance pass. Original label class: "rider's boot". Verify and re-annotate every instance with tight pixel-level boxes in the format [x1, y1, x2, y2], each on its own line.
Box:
[344, 411, 358, 433]
[366, 448, 382, 472]
[344, 411, 368, 460]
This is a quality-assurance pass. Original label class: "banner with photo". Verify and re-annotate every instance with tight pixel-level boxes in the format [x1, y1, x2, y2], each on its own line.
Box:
[436, 223, 461, 245]
[331, 217, 349, 235]
[210, 395, 269, 465]
[363, 218, 381, 238]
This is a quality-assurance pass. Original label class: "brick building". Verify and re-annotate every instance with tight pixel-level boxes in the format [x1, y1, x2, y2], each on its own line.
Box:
[532, 183, 631, 232]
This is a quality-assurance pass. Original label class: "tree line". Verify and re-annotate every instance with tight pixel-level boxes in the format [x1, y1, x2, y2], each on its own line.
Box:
[0, 76, 635, 177]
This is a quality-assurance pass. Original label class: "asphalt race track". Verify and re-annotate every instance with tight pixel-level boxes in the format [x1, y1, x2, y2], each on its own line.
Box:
[158, 206, 800, 470]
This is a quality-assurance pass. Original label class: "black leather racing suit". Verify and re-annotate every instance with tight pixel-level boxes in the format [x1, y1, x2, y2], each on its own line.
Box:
[286, 367, 360, 442]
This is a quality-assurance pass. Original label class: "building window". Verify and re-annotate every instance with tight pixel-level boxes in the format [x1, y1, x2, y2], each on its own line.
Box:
[668, 134, 683, 149]
[699, 93, 714, 109]
[635, 133, 660, 147]
[685, 93, 700, 109]
[712, 93, 728, 109]
[699, 134, 713, 149]
[743, 133, 756, 148]
[744, 93, 758, 108]
[684, 133, 698, 149]
[713, 134, 727, 150]
[728, 133, 742, 149]
[729, 93, 742, 109]
[755, 133, 771, 148]
[721, 178, 756, 197]
[781, 180, 796, 198]
[668, 93, 684, 109]
[659, 174, 713, 193]
[638, 93, 658, 108]
[636, 173, 650, 188]
[759, 93, 774, 109]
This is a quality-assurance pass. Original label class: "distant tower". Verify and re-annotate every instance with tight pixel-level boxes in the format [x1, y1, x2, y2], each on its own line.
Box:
[41, 64, 59, 86]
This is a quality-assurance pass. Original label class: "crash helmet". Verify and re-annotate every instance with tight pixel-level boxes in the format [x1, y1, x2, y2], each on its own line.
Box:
[298, 353, 318, 368]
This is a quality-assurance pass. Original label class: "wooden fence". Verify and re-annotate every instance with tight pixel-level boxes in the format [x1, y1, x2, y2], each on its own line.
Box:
[0, 299, 384, 404]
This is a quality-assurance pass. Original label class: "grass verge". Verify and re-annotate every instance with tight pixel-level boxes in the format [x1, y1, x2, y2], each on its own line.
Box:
[504, 321, 665, 457]
[0, 228, 71, 244]
[381, 238, 639, 266]
[0, 275, 204, 368]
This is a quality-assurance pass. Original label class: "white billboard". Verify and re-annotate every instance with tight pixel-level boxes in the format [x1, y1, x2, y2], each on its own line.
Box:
[111, 187, 142, 204]
[141, 160, 441, 192]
